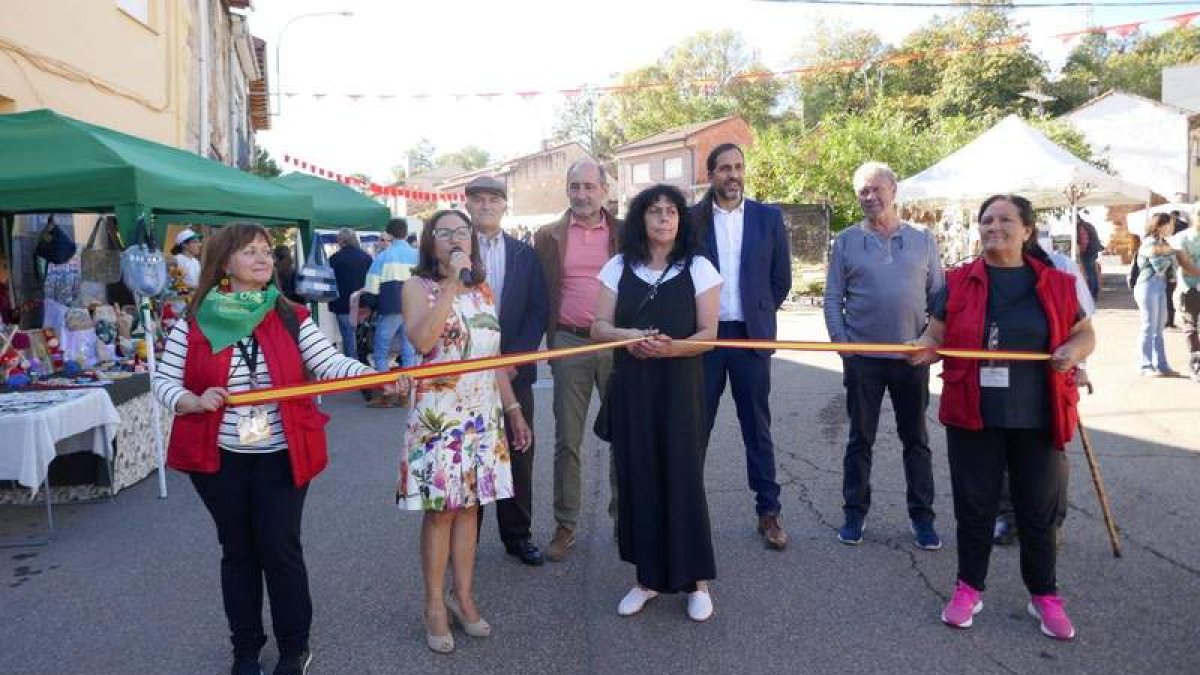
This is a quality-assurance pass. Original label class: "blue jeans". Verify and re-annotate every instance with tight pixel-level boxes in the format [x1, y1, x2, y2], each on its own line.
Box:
[1134, 276, 1170, 371]
[1080, 253, 1100, 300]
[373, 312, 417, 371]
[334, 313, 356, 359]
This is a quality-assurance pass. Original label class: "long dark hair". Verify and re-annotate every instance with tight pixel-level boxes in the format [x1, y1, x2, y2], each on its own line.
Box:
[188, 223, 297, 322]
[977, 194, 1052, 267]
[411, 210, 486, 286]
[622, 184, 697, 267]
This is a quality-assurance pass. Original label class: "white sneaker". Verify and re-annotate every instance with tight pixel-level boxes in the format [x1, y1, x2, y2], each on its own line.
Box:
[617, 586, 658, 616]
[687, 589, 714, 622]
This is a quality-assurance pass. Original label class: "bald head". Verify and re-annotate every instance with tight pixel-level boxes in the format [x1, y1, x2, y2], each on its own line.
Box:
[566, 159, 609, 223]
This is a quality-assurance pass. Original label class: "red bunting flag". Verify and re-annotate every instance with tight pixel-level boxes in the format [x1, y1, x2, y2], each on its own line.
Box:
[1171, 12, 1199, 28]
[1111, 22, 1141, 38]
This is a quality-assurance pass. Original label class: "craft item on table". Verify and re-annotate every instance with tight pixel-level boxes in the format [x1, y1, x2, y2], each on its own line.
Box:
[117, 304, 136, 339]
[27, 357, 46, 379]
[42, 328, 64, 370]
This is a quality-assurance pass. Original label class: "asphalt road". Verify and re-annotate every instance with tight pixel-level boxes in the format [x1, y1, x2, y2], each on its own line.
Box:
[2, 273, 1197, 674]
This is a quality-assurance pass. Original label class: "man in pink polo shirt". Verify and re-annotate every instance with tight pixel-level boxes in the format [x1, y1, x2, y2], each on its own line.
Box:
[534, 159, 623, 562]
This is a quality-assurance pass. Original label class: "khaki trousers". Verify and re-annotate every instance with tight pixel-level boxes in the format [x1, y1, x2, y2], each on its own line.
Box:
[550, 329, 616, 529]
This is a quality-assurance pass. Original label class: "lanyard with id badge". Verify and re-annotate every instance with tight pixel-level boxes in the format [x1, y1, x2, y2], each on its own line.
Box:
[979, 322, 1010, 388]
[234, 337, 272, 445]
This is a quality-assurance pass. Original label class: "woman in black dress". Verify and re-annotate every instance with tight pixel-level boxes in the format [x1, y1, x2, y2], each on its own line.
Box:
[591, 184, 723, 622]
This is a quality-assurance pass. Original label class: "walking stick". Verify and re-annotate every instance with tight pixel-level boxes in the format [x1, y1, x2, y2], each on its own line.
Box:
[1077, 380, 1122, 557]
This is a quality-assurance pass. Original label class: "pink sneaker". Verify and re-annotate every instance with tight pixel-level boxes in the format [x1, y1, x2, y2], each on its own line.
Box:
[941, 580, 983, 629]
[1028, 594, 1076, 640]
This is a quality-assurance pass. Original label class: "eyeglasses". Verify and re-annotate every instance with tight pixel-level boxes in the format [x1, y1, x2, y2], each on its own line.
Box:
[432, 227, 472, 241]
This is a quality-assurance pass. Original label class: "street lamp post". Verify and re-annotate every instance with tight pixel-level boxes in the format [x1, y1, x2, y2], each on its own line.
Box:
[273, 11, 354, 117]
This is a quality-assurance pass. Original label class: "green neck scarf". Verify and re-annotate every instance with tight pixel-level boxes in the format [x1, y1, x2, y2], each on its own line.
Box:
[195, 286, 280, 352]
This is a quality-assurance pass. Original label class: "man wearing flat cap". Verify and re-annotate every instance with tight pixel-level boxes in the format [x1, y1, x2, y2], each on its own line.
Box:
[465, 175, 550, 566]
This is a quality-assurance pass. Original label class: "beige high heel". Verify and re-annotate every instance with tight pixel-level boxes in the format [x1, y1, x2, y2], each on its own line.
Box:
[446, 592, 492, 637]
[424, 611, 455, 654]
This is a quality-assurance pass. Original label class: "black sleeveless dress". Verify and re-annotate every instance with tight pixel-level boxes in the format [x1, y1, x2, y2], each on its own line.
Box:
[611, 259, 716, 593]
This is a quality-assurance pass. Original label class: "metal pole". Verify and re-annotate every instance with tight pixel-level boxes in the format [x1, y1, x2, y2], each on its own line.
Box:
[272, 11, 354, 117]
[140, 296, 168, 499]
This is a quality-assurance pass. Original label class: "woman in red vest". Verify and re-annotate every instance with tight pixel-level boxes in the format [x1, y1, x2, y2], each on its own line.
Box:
[909, 195, 1095, 641]
[152, 223, 382, 675]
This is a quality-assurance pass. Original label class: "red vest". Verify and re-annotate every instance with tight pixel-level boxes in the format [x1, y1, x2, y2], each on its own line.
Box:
[938, 255, 1081, 450]
[166, 307, 331, 486]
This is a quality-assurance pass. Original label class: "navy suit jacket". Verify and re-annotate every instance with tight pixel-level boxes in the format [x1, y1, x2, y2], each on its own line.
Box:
[497, 233, 549, 391]
[692, 198, 791, 356]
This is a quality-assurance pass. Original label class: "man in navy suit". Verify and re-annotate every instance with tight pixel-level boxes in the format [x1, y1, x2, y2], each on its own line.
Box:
[466, 175, 550, 566]
[692, 143, 792, 550]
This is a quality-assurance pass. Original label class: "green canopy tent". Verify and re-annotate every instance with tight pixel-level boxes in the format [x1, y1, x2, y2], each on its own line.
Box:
[271, 172, 390, 231]
[0, 109, 317, 502]
[0, 108, 314, 243]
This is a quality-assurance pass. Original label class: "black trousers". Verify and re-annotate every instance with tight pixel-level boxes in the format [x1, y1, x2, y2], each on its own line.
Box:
[997, 454, 1068, 529]
[841, 356, 935, 523]
[480, 382, 535, 545]
[190, 449, 311, 657]
[947, 427, 1065, 596]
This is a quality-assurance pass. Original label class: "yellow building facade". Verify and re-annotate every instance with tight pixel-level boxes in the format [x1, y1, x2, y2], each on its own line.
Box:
[0, 0, 266, 159]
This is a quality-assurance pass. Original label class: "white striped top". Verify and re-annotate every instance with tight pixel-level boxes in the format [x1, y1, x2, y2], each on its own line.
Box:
[152, 317, 372, 453]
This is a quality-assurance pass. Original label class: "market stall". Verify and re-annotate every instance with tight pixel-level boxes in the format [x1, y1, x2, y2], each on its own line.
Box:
[897, 115, 1152, 259]
[0, 109, 316, 503]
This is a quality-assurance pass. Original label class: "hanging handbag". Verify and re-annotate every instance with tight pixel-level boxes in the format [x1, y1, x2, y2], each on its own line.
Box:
[592, 261, 681, 442]
[81, 216, 123, 283]
[35, 215, 77, 265]
[296, 233, 339, 303]
[120, 216, 169, 297]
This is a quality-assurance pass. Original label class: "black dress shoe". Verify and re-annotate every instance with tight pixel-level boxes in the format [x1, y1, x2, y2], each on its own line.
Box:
[505, 540, 545, 566]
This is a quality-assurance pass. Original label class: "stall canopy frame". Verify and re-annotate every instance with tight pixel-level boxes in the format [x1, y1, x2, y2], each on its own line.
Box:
[0, 108, 314, 242]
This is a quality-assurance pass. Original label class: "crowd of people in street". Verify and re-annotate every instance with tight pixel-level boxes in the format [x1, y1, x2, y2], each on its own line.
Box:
[149, 140, 1200, 675]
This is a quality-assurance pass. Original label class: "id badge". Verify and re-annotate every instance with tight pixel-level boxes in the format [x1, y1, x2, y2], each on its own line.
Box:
[980, 366, 1010, 388]
[236, 407, 271, 445]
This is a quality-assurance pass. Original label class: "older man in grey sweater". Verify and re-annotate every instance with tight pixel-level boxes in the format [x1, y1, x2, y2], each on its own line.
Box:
[824, 161, 945, 550]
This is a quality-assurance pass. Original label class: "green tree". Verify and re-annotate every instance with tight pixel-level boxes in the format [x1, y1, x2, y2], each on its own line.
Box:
[1050, 25, 1200, 110]
[249, 144, 281, 178]
[788, 18, 887, 124]
[437, 145, 491, 171]
[405, 137, 437, 174]
[551, 91, 608, 157]
[746, 110, 992, 230]
[893, 7, 1046, 120]
[593, 30, 782, 149]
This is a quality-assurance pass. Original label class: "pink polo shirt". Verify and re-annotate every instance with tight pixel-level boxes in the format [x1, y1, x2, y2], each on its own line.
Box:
[558, 216, 610, 328]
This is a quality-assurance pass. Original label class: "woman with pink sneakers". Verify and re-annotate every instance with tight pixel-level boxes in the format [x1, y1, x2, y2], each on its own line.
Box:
[909, 195, 1095, 641]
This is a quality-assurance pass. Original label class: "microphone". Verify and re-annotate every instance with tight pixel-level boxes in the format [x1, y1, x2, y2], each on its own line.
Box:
[450, 246, 472, 285]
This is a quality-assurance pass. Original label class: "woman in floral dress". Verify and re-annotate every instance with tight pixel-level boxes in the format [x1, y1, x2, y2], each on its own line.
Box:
[398, 210, 532, 654]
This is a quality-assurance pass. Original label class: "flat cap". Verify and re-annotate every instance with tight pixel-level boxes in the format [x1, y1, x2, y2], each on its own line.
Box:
[464, 175, 506, 199]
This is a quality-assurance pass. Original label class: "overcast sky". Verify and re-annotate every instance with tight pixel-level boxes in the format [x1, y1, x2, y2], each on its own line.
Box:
[248, 0, 1200, 182]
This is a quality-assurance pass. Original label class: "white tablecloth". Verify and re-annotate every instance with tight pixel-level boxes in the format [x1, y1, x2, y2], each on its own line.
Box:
[0, 389, 121, 491]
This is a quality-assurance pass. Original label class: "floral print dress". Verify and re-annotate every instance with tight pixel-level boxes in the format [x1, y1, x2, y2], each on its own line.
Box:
[397, 278, 512, 511]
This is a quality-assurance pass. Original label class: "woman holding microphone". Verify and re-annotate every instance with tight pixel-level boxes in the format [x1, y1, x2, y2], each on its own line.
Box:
[397, 209, 531, 653]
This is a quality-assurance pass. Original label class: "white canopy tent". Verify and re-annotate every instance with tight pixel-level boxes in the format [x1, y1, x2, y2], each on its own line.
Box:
[898, 115, 1152, 210]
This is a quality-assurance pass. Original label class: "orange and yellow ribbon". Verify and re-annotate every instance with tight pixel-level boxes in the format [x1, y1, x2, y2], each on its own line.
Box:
[226, 337, 1048, 407]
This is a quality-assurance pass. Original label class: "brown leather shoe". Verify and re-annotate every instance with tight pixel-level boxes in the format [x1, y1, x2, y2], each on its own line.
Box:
[757, 515, 788, 551]
[546, 525, 576, 562]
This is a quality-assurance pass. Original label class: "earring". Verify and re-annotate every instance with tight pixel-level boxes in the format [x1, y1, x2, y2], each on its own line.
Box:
[219, 275, 231, 292]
